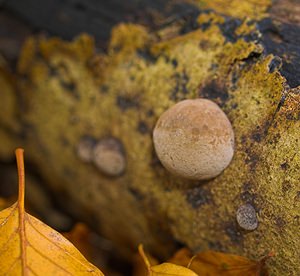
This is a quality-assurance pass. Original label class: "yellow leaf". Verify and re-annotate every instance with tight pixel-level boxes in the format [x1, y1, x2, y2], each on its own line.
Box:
[169, 248, 272, 276]
[138, 244, 197, 276]
[63, 223, 93, 263]
[0, 148, 104, 275]
[133, 246, 159, 276]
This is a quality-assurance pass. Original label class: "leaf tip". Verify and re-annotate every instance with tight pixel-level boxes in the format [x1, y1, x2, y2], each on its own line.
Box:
[138, 244, 151, 272]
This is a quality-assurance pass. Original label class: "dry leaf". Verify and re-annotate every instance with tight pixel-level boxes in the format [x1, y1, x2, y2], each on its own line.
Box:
[169, 248, 272, 276]
[0, 148, 104, 275]
[63, 223, 93, 262]
[133, 245, 159, 276]
[138, 244, 197, 276]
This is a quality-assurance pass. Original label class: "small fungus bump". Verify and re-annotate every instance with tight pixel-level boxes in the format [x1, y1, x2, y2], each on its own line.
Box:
[236, 204, 258, 231]
[77, 136, 97, 163]
[153, 99, 234, 180]
[92, 137, 126, 177]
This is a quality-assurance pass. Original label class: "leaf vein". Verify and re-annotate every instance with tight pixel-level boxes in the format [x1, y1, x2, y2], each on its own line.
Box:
[1, 256, 20, 275]
[0, 228, 19, 256]
[27, 217, 93, 270]
[0, 204, 17, 228]
[27, 266, 39, 276]
[27, 241, 72, 275]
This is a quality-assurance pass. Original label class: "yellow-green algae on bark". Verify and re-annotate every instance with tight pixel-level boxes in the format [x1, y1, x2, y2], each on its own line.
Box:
[1, 12, 299, 275]
[196, 0, 271, 20]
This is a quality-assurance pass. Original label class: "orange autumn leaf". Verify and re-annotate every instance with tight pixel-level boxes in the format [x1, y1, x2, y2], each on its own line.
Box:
[63, 223, 93, 262]
[133, 245, 159, 276]
[138, 244, 197, 276]
[169, 248, 272, 276]
[0, 148, 104, 275]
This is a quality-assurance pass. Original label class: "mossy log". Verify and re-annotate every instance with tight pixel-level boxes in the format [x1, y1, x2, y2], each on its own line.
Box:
[0, 0, 300, 275]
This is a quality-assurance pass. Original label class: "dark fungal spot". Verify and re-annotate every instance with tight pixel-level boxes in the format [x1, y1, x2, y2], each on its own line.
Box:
[285, 111, 300, 121]
[146, 109, 154, 117]
[275, 216, 286, 229]
[171, 59, 178, 68]
[244, 147, 260, 172]
[199, 39, 211, 50]
[169, 71, 190, 101]
[63, 166, 75, 178]
[186, 186, 212, 209]
[218, 18, 242, 43]
[116, 95, 139, 111]
[268, 56, 282, 73]
[208, 241, 224, 251]
[210, 63, 218, 70]
[225, 222, 243, 244]
[129, 187, 145, 201]
[137, 121, 149, 135]
[60, 80, 80, 100]
[295, 191, 300, 202]
[60, 136, 70, 147]
[269, 133, 281, 145]
[251, 131, 262, 143]
[199, 79, 229, 105]
[240, 136, 247, 145]
[100, 84, 109, 94]
[281, 180, 292, 194]
[231, 69, 239, 89]
[199, 21, 211, 32]
[239, 51, 262, 67]
[280, 162, 289, 170]
[242, 30, 261, 43]
[179, 9, 200, 34]
[136, 49, 157, 63]
[111, 44, 122, 53]
[231, 102, 238, 109]
[49, 65, 59, 77]
[240, 191, 256, 205]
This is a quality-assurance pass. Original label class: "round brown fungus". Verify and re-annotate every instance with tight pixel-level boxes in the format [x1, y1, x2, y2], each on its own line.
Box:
[153, 99, 234, 180]
[92, 137, 126, 177]
[236, 204, 258, 231]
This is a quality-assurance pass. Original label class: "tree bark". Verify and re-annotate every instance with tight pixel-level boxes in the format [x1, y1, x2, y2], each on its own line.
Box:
[0, 0, 299, 275]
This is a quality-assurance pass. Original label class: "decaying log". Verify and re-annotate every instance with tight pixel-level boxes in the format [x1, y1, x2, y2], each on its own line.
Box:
[0, 0, 299, 275]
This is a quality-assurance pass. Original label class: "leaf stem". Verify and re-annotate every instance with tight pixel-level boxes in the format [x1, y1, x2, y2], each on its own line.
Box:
[15, 148, 27, 275]
[138, 244, 151, 274]
[16, 148, 25, 211]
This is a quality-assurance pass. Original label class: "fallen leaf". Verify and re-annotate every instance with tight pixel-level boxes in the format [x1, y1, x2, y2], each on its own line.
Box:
[138, 244, 197, 276]
[133, 245, 159, 276]
[0, 148, 104, 275]
[169, 248, 272, 276]
[63, 223, 93, 262]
